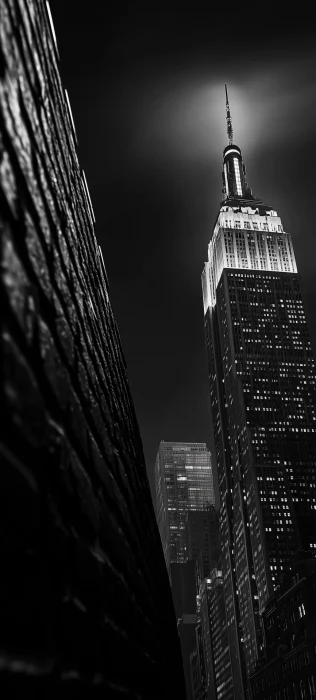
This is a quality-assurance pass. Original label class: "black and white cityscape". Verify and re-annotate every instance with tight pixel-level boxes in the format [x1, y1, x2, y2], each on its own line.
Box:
[1, 2, 316, 699]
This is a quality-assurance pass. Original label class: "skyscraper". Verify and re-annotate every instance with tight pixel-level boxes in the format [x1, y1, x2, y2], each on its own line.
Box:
[155, 441, 215, 577]
[201, 86, 316, 691]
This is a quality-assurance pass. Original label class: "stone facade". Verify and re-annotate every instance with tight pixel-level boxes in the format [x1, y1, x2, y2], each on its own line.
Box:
[0, 1, 185, 697]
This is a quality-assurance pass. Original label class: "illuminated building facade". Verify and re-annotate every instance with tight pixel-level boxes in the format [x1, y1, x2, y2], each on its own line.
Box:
[201, 86, 316, 691]
[155, 441, 215, 577]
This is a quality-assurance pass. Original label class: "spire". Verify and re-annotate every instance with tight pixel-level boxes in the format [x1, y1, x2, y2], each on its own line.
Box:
[221, 87, 256, 204]
[225, 84, 234, 145]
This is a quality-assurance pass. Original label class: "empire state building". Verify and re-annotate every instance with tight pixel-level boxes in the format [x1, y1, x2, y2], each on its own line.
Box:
[202, 87, 316, 692]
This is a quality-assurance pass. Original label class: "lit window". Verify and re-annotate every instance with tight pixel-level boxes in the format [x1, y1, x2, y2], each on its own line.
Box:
[234, 158, 243, 196]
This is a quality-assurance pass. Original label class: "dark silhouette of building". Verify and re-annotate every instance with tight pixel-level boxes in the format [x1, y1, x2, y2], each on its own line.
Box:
[190, 647, 201, 700]
[249, 558, 316, 700]
[202, 86, 316, 694]
[171, 560, 197, 621]
[190, 622, 207, 700]
[178, 614, 199, 700]
[0, 2, 185, 698]
[171, 561, 198, 700]
[185, 507, 220, 578]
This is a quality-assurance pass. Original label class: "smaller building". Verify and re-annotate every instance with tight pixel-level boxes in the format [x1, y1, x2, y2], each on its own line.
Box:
[249, 558, 316, 700]
[190, 648, 200, 699]
[206, 567, 234, 700]
[185, 507, 220, 579]
[190, 624, 207, 700]
[190, 562, 234, 700]
[171, 560, 197, 621]
[170, 505, 219, 699]
[155, 441, 214, 578]
[199, 577, 217, 700]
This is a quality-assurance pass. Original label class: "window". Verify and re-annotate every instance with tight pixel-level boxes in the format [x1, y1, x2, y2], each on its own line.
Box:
[303, 650, 310, 665]
[300, 679, 307, 699]
[308, 676, 315, 696]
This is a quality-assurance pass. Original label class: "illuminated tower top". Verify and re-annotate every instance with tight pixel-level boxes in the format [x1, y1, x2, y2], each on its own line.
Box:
[222, 85, 254, 203]
[202, 87, 296, 313]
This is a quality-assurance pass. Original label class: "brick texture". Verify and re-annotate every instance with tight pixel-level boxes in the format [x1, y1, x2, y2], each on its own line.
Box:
[0, 1, 185, 697]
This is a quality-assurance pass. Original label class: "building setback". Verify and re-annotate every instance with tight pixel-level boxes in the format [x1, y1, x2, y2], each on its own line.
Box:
[0, 2, 185, 697]
[201, 86, 316, 696]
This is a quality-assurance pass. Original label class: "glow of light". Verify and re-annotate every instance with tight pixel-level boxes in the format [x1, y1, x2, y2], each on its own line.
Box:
[46, 2, 59, 59]
[225, 148, 240, 157]
[82, 170, 96, 224]
[65, 89, 78, 146]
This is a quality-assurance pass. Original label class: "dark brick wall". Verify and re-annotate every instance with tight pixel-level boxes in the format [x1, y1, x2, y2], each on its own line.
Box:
[0, 1, 185, 697]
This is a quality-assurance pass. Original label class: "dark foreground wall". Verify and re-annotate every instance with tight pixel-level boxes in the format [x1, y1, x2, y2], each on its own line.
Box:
[0, 1, 185, 697]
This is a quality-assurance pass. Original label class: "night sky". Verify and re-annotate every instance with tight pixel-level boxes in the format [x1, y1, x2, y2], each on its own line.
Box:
[52, 3, 316, 507]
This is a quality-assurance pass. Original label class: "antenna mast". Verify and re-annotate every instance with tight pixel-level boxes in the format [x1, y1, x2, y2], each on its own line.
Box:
[225, 84, 234, 145]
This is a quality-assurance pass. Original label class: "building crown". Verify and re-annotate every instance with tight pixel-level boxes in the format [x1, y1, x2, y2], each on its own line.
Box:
[222, 85, 254, 203]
